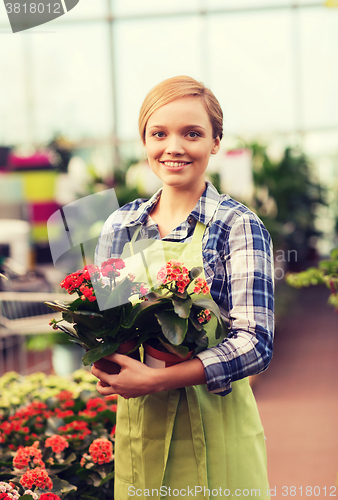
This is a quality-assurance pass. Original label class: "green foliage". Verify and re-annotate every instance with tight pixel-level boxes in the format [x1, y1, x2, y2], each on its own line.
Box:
[251, 144, 326, 265]
[286, 248, 338, 312]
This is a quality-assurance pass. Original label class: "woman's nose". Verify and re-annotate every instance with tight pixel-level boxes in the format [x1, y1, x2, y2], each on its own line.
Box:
[164, 136, 185, 155]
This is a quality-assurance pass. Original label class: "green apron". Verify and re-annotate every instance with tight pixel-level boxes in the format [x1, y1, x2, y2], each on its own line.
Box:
[114, 221, 270, 500]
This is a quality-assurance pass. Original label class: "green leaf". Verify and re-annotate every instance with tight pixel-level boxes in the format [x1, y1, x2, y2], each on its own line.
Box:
[53, 324, 78, 337]
[62, 310, 107, 331]
[121, 296, 171, 329]
[103, 276, 133, 310]
[50, 478, 77, 494]
[82, 341, 120, 365]
[189, 316, 204, 332]
[155, 311, 188, 345]
[172, 296, 192, 319]
[98, 470, 115, 486]
[44, 300, 70, 313]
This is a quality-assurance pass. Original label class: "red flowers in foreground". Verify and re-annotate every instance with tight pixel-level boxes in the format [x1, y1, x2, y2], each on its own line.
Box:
[89, 438, 113, 465]
[13, 442, 45, 470]
[39, 494, 62, 500]
[20, 467, 53, 490]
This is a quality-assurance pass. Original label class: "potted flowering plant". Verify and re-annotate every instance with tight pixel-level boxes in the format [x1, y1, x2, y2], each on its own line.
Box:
[46, 258, 227, 371]
[45, 258, 149, 367]
[126, 260, 228, 362]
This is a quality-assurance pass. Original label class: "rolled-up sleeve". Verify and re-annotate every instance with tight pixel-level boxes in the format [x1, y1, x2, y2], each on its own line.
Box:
[197, 213, 274, 396]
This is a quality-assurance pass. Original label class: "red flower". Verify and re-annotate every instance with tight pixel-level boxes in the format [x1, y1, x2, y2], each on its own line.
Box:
[86, 397, 107, 412]
[40, 494, 62, 500]
[101, 258, 125, 279]
[60, 270, 84, 294]
[20, 467, 53, 490]
[157, 261, 190, 292]
[13, 443, 44, 470]
[79, 284, 96, 302]
[45, 435, 69, 454]
[55, 390, 73, 402]
[82, 264, 100, 281]
[101, 264, 120, 279]
[89, 438, 113, 464]
[78, 409, 97, 418]
[0, 494, 11, 500]
[58, 420, 91, 441]
[102, 258, 125, 270]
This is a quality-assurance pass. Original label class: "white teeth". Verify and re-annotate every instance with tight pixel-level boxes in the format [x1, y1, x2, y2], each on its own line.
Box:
[163, 161, 188, 167]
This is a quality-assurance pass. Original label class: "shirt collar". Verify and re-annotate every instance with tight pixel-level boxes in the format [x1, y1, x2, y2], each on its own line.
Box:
[121, 180, 221, 228]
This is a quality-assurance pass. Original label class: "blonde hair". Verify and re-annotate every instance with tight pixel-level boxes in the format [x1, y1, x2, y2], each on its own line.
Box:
[139, 75, 223, 143]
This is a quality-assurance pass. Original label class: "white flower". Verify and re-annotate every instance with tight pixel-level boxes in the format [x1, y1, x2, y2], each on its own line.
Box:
[23, 491, 38, 500]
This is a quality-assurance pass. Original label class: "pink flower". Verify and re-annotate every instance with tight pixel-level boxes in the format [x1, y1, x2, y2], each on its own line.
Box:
[157, 261, 190, 292]
[193, 277, 210, 295]
[197, 308, 212, 324]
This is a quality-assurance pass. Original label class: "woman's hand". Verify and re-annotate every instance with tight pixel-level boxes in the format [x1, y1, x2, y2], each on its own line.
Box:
[91, 353, 207, 399]
[91, 353, 161, 399]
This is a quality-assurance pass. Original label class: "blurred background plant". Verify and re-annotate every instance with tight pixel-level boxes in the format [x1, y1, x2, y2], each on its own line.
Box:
[286, 248, 338, 312]
[250, 143, 327, 270]
[0, 370, 117, 500]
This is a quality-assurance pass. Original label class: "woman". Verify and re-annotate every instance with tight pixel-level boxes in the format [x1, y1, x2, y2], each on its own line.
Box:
[92, 76, 274, 500]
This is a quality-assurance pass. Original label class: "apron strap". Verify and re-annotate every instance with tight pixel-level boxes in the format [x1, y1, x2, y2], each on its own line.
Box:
[185, 386, 210, 499]
[159, 390, 181, 488]
[191, 220, 206, 244]
[128, 225, 142, 256]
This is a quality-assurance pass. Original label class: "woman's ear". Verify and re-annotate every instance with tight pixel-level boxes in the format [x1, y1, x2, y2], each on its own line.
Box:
[211, 137, 221, 155]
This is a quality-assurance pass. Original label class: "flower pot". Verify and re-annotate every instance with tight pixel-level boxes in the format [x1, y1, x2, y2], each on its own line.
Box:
[144, 340, 193, 369]
[93, 339, 140, 376]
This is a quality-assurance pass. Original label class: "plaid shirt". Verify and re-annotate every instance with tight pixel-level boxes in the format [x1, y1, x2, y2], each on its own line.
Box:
[95, 181, 274, 396]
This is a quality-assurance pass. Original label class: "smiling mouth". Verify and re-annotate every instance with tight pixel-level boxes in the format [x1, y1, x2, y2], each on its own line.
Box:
[161, 161, 192, 167]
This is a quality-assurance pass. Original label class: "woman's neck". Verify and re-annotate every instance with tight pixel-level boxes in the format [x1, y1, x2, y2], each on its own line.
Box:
[150, 182, 206, 237]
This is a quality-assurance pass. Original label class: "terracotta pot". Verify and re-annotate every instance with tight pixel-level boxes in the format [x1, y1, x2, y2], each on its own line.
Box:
[144, 341, 193, 369]
[94, 339, 140, 376]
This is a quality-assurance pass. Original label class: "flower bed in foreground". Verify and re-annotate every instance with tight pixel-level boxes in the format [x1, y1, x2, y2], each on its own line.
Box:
[0, 370, 116, 500]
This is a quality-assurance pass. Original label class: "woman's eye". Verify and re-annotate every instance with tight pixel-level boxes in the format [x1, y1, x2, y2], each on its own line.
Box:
[153, 131, 165, 138]
[187, 131, 200, 138]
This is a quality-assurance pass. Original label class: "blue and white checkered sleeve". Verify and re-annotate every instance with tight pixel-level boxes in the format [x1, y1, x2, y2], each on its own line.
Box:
[94, 216, 115, 267]
[197, 213, 274, 396]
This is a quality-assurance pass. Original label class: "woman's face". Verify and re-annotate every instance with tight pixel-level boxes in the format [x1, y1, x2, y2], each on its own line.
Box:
[144, 96, 220, 193]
